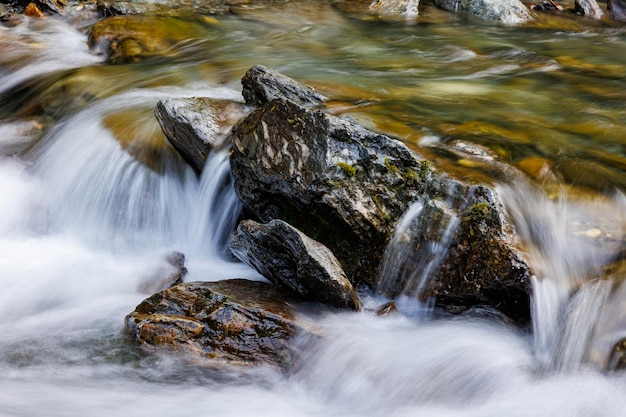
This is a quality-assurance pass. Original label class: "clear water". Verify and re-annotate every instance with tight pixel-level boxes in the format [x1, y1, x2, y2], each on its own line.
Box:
[1, 2, 626, 416]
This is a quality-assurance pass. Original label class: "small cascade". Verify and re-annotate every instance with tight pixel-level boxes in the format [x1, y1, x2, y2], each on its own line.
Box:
[499, 182, 626, 371]
[29, 87, 245, 258]
[377, 198, 460, 310]
[0, 17, 103, 96]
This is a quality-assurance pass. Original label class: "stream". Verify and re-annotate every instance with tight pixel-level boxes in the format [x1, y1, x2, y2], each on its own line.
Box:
[1, 2, 626, 416]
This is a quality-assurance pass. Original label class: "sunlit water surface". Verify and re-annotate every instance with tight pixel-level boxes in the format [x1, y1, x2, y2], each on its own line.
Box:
[1, 3, 626, 416]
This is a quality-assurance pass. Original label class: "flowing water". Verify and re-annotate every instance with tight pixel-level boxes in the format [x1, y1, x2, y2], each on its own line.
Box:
[1, 2, 626, 415]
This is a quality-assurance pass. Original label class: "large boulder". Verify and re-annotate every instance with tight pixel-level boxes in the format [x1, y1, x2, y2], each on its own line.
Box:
[230, 96, 429, 288]
[126, 279, 303, 369]
[229, 219, 361, 311]
[230, 66, 533, 321]
[155, 97, 250, 174]
[432, 0, 532, 23]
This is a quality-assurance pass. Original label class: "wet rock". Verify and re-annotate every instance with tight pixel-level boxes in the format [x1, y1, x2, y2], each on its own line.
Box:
[229, 219, 361, 311]
[369, 0, 420, 17]
[432, 0, 532, 23]
[230, 66, 533, 321]
[609, 338, 626, 370]
[24, 3, 45, 17]
[0, 4, 11, 20]
[531, 0, 563, 12]
[608, 0, 626, 21]
[428, 189, 532, 321]
[95, 0, 289, 16]
[375, 301, 398, 316]
[155, 97, 250, 174]
[241, 64, 326, 108]
[137, 251, 188, 294]
[126, 279, 302, 369]
[574, 0, 603, 18]
[230, 95, 429, 288]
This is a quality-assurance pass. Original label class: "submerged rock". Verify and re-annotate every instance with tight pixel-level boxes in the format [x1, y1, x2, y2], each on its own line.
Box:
[229, 219, 361, 311]
[126, 279, 302, 369]
[432, 0, 532, 23]
[230, 65, 533, 321]
[155, 97, 250, 174]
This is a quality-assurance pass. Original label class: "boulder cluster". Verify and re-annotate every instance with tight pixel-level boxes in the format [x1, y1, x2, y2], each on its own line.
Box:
[127, 65, 535, 369]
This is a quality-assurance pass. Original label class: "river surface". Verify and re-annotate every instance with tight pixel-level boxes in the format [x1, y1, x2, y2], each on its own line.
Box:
[1, 1, 626, 416]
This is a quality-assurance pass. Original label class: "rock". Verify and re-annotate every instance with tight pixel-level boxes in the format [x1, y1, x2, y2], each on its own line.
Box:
[126, 279, 302, 369]
[136, 251, 188, 294]
[230, 95, 430, 288]
[155, 97, 250, 174]
[377, 187, 531, 321]
[609, 338, 626, 370]
[230, 66, 533, 321]
[375, 301, 398, 316]
[229, 219, 361, 311]
[608, 0, 626, 21]
[369, 0, 420, 17]
[24, 3, 45, 17]
[95, 0, 288, 16]
[428, 189, 532, 321]
[531, 0, 563, 12]
[574, 0, 603, 18]
[432, 0, 532, 23]
[241, 64, 326, 108]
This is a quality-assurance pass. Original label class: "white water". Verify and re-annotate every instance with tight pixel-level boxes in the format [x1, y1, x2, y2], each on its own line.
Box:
[2, 14, 626, 417]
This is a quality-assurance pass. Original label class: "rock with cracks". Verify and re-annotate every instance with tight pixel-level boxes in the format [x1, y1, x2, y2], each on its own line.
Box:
[126, 279, 303, 370]
[230, 65, 533, 322]
[155, 97, 249, 174]
[229, 219, 361, 311]
[241, 64, 326, 108]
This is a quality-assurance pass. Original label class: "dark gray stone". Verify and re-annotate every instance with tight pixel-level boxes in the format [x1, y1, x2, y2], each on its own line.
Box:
[229, 219, 361, 311]
[241, 64, 326, 108]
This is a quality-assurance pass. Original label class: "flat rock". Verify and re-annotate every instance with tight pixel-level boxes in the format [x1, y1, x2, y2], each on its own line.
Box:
[126, 279, 303, 369]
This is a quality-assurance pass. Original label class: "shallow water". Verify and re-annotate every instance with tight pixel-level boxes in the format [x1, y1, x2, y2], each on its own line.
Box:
[1, 2, 626, 416]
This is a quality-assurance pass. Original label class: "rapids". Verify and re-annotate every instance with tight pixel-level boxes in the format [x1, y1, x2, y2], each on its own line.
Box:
[1, 2, 626, 416]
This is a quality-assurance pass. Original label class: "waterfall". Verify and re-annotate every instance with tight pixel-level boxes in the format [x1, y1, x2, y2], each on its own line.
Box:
[377, 197, 460, 316]
[499, 182, 626, 371]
